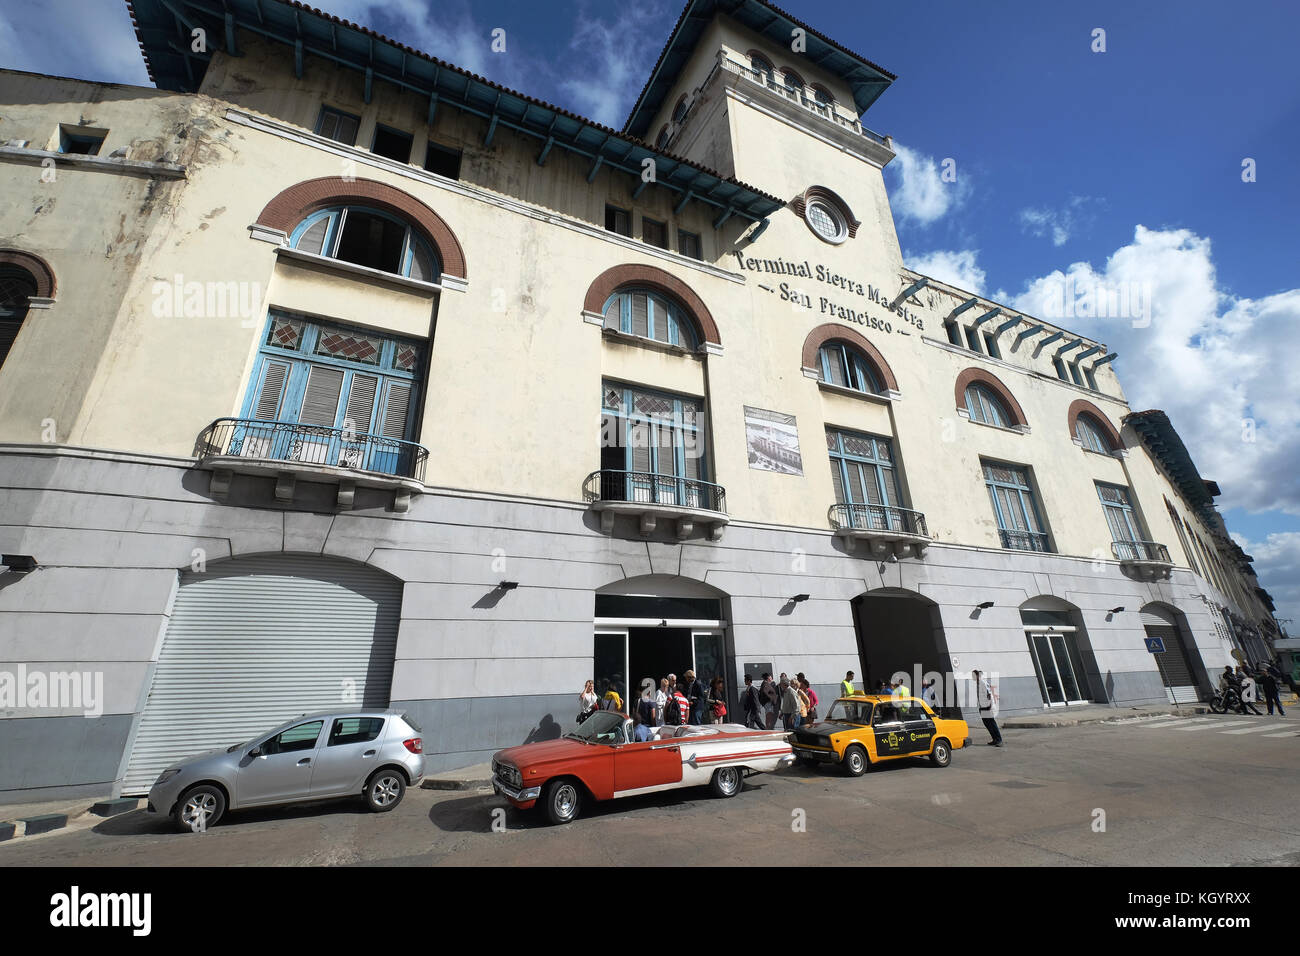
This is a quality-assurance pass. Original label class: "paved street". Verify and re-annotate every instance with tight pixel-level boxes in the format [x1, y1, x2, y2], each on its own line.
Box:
[3, 715, 1297, 867]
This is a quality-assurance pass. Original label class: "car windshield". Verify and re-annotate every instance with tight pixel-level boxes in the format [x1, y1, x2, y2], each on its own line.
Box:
[565, 711, 625, 744]
[825, 701, 870, 725]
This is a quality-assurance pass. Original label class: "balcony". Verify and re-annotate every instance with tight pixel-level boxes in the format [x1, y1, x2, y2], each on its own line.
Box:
[829, 503, 930, 558]
[195, 418, 428, 511]
[998, 529, 1053, 553]
[1113, 540, 1175, 580]
[714, 54, 893, 157]
[583, 469, 728, 540]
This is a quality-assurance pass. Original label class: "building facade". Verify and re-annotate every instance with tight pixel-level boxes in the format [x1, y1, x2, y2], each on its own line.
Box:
[0, 0, 1281, 801]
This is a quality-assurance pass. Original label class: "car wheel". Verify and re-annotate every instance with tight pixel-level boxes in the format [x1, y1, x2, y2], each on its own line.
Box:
[365, 769, 406, 812]
[930, 738, 952, 767]
[174, 784, 225, 833]
[844, 744, 868, 777]
[543, 779, 581, 825]
[710, 766, 742, 798]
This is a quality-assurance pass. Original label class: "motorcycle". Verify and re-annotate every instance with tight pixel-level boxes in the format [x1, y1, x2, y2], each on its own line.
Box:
[1209, 686, 1242, 714]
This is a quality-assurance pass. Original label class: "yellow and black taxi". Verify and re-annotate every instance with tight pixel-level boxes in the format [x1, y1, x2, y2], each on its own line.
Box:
[790, 695, 972, 775]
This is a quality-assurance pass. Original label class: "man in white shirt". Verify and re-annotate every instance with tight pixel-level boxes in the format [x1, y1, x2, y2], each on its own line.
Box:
[971, 669, 1003, 747]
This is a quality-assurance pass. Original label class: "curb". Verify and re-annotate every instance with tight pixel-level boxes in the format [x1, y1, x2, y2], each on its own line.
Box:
[1007, 707, 1212, 728]
[420, 777, 492, 791]
[90, 798, 141, 818]
[19, 814, 68, 836]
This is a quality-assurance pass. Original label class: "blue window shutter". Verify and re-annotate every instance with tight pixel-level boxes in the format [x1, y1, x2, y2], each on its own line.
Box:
[253, 360, 290, 421]
[299, 366, 344, 426]
[380, 382, 412, 439]
[344, 373, 379, 434]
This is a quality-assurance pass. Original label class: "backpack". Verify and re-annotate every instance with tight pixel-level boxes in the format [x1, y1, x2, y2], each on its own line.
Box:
[664, 694, 685, 726]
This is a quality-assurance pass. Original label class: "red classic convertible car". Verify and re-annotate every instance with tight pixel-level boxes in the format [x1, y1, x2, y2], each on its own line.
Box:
[492, 711, 794, 824]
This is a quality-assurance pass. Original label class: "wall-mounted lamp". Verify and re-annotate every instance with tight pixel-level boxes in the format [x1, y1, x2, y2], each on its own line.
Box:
[1, 554, 37, 575]
[1109, 606, 1125, 614]
[791, 593, 810, 603]
[498, 580, 519, 590]
[976, 601, 995, 610]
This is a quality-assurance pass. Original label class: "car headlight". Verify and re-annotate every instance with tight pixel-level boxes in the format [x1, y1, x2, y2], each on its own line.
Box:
[154, 769, 180, 786]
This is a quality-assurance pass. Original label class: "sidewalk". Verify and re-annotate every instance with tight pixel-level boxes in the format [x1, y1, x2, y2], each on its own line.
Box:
[999, 703, 1213, 728]
[0, 795, 138, 845]
[421, 763, 493, 791]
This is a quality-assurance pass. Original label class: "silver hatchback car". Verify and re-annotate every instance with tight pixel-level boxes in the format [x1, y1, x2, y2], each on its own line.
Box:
[147, 710, 425, 832]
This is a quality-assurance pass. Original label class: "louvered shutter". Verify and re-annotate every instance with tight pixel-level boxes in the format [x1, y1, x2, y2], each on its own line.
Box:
[380, 382, 411, 439]
[298, 366, 343, 426]
[631, 294, 649, 338]
[344, 374, 378, 435]
[121, 555, 402, 794]
[253, 362, 289, 420]
[830, 461, 846, 505]
[296, 216, 330, 255]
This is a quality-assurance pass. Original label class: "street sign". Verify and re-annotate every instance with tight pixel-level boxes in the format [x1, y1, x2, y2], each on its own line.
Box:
[1144, 636, 1166, 654]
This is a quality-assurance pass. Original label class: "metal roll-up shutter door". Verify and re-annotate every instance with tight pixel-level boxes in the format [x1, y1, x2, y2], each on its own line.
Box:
[122, 555, 402, 794]
[1140, 606, 1200, 703]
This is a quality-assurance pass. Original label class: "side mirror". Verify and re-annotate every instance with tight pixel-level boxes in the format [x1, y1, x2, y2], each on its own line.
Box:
[249, 746, 263, 758]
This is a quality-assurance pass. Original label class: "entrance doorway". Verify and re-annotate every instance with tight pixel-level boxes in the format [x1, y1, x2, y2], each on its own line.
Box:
[1140, 603, 1206, 703]
[852, 590, 953, 709]
[1020, 601, 1098, 706]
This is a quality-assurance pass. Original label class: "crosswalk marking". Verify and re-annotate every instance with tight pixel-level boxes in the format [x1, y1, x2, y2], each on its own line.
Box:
[1133, 718, 1183, 728]
[1171, 720, 1241, 731]
[1263, 730, 1299, 738]
[1220, 722, 1291, 735]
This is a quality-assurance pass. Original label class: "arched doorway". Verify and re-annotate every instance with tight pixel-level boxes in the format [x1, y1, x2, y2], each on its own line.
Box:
[1020, 597, 1101, 706]
[593, 575, 730, 713]
[0, 264, 38, 372]
[1140, 602, 1207, 703]
[121, 554, 403, 794]
[852, 589, 954, 711]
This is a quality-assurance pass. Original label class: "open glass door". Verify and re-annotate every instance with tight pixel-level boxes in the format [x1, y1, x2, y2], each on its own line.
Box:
[692, 630, 726, 720]
[594, 630, 629, 711]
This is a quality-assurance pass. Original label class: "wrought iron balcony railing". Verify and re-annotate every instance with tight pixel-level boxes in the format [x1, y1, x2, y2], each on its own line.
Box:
[828, 503, 929, 538]
[1112, 540, 1172, 564]
[195, 418, 428, 482]
[717, 55, 891, 148]
[582, 469, 727, 514]
[998, 529, 1053, 553]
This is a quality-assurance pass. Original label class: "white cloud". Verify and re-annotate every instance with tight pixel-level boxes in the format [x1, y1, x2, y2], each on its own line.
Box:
[557, 4, 673, 128]
[887, 143, 968, 226]
[1019, 196, 1096, 247]
[907, 249, 986, 295]
[1004, 225, 1300, 522]
[0, 0, 150, 86]
[1230, 532, 1300, 631]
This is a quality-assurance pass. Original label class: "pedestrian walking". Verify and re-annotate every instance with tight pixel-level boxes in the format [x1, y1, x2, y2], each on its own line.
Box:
[741, 674, 765, 729]
[760, 672, 779, 729]
[684, 669, 708, 725]
[778, 676, 797, 731]
[1258, 667, 1285, 716]
[798, 674, 818, 722]
[972, 669, 1003, 747]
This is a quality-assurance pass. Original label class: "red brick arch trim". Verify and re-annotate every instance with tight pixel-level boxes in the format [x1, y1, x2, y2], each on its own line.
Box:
[801, 324, 899, 392]
[584, 264, 721, 347]
[255, 177, 467, 279]
[1068, 399, 1122, 450]
[955, 368, 1028, 427]
[0, 250, 56, 297]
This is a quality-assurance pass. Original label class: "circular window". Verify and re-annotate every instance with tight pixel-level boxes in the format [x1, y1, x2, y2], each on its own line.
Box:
[805, 200, 846, 243]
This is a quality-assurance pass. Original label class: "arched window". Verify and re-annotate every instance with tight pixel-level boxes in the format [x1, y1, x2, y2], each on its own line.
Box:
[812, 85, 835, 106]
[818, 341, 883, 394]
[0, 265, 37, 372]
[1075, 414, 1112, 453]
[602, 289, 699, 349]
[672, 95, 690, 124]
[965, 383, 1011, 427]
[781, 69, 805, 99]
[750, 54, 774, 83]
[290, 206, 439, 282]
[655, 125, 670, 149]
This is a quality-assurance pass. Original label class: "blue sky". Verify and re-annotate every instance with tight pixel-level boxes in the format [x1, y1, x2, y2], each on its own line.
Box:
[2, 0, 1297, 629]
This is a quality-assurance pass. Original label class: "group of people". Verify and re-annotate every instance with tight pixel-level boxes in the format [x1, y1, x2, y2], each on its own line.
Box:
[1218, 661, 1290, 716]
[579, 671, 732, 741]
[739, 672, 823, 730]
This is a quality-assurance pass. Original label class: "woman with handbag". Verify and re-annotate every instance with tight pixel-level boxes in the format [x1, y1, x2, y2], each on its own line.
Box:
[708, 676, 728, 724]
[798, 673, 818, 722]
[577, 679, 598, 724]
